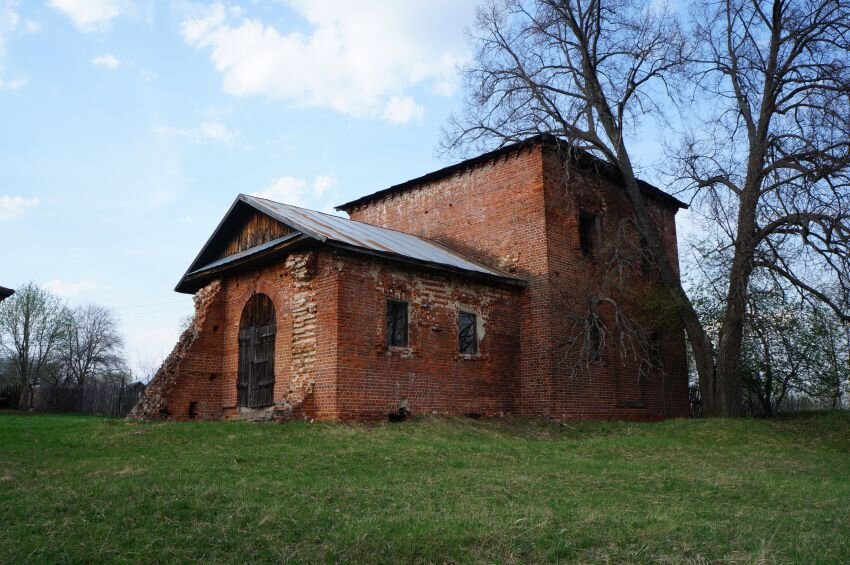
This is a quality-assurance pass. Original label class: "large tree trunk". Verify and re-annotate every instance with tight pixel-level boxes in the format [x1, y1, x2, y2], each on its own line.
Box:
[605, 133, 719, 414]
[714, 186, 760, 416]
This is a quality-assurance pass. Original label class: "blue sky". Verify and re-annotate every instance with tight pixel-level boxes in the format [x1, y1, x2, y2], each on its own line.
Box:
[0, 0, 683, 376]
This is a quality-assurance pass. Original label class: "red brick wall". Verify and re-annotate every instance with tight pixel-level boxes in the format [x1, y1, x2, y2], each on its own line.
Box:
[152, 141, 688, 422]
[346, 143, 689, 420]
[158, 247, 521, 422]
[160, 249, 340, 421]
[345, 146, 557, 417]
[540, 147, 689, 419]
[333, 252, 522, 421]
[150, 283, 226, 421]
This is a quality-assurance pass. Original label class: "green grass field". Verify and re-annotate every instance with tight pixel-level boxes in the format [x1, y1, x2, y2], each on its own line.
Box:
[1, 412, 849, 564]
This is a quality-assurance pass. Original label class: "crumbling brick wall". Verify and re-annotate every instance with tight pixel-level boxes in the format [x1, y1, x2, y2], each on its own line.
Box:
[215, 249, 339, 421]
[277, 252, 319, 417]
[128, 281, 225, 421]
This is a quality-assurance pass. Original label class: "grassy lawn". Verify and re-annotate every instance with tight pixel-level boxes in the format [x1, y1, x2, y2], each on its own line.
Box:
[1, 412, 849, 563]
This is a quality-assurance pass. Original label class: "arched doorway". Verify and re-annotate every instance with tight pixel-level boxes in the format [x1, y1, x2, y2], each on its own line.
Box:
[237, 293, 276, 408]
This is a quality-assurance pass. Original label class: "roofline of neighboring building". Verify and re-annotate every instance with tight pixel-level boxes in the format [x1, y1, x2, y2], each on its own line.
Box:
[0, 286, 14, 300]
[335, 134, 688, 212]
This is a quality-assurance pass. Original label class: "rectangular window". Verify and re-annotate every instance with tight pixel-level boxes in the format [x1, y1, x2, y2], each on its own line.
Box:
[578, 211, 599, 257]
[386, 299, 409, 347]
[458, 311, 477, 354]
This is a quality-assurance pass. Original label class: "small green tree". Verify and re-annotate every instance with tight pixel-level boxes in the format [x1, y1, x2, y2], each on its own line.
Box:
[0, 283, 68, 387]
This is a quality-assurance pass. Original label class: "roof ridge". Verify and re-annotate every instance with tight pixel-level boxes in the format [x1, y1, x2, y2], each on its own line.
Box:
[334, 134, 687, 211]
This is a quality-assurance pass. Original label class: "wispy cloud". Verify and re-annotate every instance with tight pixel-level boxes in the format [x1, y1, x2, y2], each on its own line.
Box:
[313, 174, 337, 197]
[180, 1, 475, 123]
[91, 53, 119, 69]
[0, 0, 37, 90]
[43, 279, 104, 297]
[252, 176, 308, 206]
[252, 174, 339, 208]
[49, 0, 122, 32]
[0, 76, 26, 90]
[153, 120, 241, 147]
[0, 195, 38, 220]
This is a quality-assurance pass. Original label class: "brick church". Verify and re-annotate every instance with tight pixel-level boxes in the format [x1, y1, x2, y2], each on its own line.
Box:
[131, 135, 690, 422]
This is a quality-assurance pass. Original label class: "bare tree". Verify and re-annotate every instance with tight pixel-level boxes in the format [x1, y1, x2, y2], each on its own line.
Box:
[62, 305, 125, 387]
[555, 216, 674, 381]
[676, 0, 850, 415]
[444, 0, 718, 411]
[0, 283, 68, 387]
[135, 351, 164, 384]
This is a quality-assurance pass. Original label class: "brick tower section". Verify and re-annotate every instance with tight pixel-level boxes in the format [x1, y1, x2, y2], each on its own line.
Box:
[343, 144, 689, 420]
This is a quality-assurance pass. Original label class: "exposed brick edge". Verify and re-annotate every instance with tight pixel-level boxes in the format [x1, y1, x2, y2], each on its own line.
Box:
[273, 252, 317, 419]
[127, 281, 222, 421]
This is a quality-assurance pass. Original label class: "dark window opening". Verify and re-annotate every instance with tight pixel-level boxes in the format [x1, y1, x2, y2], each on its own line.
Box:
[579, 211, 599, 257]
[188, 401, 198, 420]
[386, 299, 409, 347]
[589, 319, 601, 362]
[458, 311, 477, 354]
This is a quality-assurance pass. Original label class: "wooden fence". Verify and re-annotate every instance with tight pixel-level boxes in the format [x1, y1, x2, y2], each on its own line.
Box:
[0, 384, 23, 410]
[0, 382, 144, 418]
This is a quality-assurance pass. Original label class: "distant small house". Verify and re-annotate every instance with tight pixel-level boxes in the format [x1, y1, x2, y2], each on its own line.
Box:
[131, 136, 690, 423]
[0, 287, 14, 302]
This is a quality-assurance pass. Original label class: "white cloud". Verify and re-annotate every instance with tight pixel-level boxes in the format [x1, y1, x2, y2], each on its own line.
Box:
[313, 174, 336, 197]
[0, 195, 38, 220]
[139, 69, 157, 82]
[252, 176, 307, 206]
[91, 53, 119, 69]
[382, 95, 424, 124]
[253, 174, 340, 208]
[49, 0, 122, 32]
[0, 0, 36, 90]
[43, 279, 103, 297]
[154, 120, 240, 146]
[0, 76, 25, 90]
[180, 1, 476, 123]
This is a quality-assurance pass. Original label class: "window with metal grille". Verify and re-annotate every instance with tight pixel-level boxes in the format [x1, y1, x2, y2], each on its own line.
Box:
[386, 299, 408, 347]
[458, 311, 477, 354]
[578, 211, 600, 257]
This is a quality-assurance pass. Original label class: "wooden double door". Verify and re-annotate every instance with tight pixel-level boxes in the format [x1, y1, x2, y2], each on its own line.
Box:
[237, 294, 276, 408]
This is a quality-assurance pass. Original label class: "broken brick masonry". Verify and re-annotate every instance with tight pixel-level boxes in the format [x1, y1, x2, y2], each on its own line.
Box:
[130, 137, 690, 422]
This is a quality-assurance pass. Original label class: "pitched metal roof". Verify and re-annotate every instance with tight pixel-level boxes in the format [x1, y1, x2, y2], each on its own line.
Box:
[0, 286, 14, 300]
[245, 195, 522, 283]
[176, 195, 524, 293]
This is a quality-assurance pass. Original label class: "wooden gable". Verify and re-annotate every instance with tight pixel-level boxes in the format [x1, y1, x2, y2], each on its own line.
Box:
[217, 209, 293, 260]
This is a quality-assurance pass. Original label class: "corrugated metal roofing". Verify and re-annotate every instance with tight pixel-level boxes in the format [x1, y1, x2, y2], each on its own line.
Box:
[244, 195, 521, 283]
